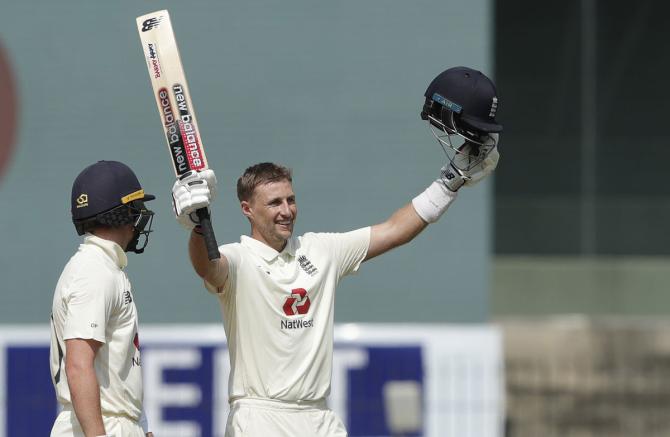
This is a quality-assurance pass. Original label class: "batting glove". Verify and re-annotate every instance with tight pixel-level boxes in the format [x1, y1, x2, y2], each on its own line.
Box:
[172, 169, 217, 231]
[412, 134, 500, 223]
[440, 133, 500, 191]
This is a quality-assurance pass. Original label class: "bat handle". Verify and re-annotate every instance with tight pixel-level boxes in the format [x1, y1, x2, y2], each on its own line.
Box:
[196, 207, 220, 260]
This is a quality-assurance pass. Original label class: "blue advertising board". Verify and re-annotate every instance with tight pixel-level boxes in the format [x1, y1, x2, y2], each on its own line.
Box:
[0, 325, 502, 437]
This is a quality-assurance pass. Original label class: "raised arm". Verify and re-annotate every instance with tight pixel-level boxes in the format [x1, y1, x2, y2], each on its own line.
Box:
[365, 138, 499, 262]
[189, 229, 229, 289]
[365, 203, 428, 261]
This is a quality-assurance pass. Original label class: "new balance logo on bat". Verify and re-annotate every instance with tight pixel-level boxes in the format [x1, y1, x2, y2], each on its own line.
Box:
[141, 17, 163, 32]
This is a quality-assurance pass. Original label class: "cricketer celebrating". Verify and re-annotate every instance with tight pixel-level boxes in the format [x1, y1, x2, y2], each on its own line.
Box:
[50, 161, 155, 437]
[171, 66, 503, 436]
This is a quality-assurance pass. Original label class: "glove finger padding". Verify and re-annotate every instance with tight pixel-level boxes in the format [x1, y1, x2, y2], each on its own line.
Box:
[175, 182, 211, 212]
[197, 169, 218, 200]
[171, 169, 218, 231]
[460, 133, 500, 187]
[172, 188, 207, 231]
[175, 207, 205, 231]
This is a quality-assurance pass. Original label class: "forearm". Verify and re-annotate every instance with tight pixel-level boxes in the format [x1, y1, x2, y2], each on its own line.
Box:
[189, 229, 212, 278]
[189, 229, 228, 287]
[388, 203, 428, 245]
[67, 364, 105, 436]
[366, 203, 428, 261]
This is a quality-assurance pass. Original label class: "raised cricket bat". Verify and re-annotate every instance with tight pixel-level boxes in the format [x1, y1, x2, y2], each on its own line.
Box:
[136, 10, 220, 260]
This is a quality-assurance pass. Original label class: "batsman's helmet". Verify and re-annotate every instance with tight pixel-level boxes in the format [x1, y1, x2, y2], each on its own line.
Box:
[421, 66, 502, 135]
[420, 66, 503, 173]
[71, 160, 155, 253]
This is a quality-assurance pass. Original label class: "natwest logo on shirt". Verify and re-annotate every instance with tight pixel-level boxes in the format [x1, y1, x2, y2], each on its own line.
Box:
[282, 288, 310, 316]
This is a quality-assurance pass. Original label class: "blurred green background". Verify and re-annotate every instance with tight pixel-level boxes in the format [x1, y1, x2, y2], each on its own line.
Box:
[1, 0, 668, 325]
[0, 0, 493, 324]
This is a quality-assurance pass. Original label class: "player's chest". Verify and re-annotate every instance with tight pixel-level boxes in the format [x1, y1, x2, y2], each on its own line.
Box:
[241, 254, 330, 302]
[250, 252, 325, 287]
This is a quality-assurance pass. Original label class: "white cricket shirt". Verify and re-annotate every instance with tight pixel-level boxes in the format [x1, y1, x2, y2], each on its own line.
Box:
[207, 227, 370, 402]
[50, 234, 144, 420]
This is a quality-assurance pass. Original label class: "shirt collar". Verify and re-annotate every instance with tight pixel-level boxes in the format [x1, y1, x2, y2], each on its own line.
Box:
[240, 235, 296, 262]
[84, 233, 128, 269]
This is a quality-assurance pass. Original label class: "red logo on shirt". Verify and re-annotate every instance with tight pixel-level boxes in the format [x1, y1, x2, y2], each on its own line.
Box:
[282, 288, 311, 316]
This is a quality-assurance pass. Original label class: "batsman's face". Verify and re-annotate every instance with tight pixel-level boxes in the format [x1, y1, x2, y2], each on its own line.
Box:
[243, 179, 297, 251]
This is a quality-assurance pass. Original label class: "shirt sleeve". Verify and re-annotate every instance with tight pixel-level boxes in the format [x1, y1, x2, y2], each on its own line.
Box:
[204, 245, 240, 295]
[62, 271, 113, 343]
[316, 227, 371, 279]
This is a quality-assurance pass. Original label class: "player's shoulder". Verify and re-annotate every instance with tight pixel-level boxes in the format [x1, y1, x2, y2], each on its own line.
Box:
[57, 250, 116, 299]
[299, 228, 369, 244]
[296, 231, 326, 246]
[64, 245, 116, 281]
[220, 241, 242, 249]
[219, 241, 243, 253]
[295, 232, 343, 252]
[299, 231, 345, 239]
[217, 241, 244, 262]
[74, 242, 113, 264]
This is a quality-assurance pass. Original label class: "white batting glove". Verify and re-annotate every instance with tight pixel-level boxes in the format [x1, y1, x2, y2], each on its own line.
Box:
[412, 134, 499, 223]
[440, 133, 500, 191]
[171, 169, 217, 231]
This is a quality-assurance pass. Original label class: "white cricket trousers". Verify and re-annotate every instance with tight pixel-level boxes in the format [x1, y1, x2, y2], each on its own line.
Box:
[225, 398, 347, 437]
[50, 409, 144, 437]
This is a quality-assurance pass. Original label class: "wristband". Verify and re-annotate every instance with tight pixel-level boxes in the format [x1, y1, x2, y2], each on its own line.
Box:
[411, 180, 457, 223]
[193, 225, 204, 235]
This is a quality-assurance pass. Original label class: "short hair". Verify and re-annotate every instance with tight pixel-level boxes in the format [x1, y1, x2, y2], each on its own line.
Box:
[237, 162, 293, 202]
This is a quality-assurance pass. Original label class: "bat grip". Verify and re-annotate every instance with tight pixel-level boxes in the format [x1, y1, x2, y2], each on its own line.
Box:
[196, 207, 220, 260]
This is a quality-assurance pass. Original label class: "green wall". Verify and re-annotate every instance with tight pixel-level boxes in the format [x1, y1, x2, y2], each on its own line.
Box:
[0, 0, 493, 323]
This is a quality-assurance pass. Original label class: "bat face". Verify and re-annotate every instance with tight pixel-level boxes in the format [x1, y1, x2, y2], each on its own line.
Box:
[137, 10, 208, 177]
[158, 85, 206, 174]
[137, 9, 221, 260]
